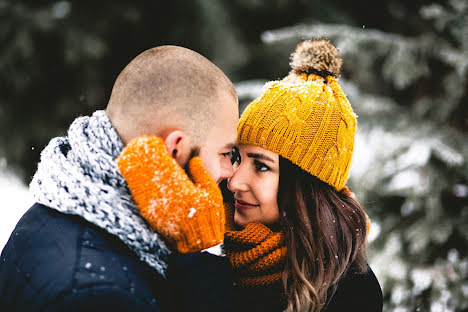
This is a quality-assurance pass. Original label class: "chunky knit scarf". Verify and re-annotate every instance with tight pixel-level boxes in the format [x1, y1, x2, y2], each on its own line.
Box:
[30, 110, 171, 277]
[224, 222, 287, 287]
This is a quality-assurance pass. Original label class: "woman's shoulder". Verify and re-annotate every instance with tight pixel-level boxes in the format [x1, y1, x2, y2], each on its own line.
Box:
[322, 264, 383, 312]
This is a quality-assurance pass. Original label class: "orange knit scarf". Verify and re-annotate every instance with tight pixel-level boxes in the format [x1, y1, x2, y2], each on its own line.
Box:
[224, 222, 287, 287]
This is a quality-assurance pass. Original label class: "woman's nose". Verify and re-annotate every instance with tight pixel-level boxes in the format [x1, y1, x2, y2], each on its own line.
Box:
[227, 166, 249, 193]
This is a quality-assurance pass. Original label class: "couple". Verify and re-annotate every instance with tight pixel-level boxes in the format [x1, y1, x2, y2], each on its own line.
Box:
[0, 40, 383, 311]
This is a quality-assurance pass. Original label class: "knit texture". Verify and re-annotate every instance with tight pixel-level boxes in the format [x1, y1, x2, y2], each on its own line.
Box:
[238, 72, 356, 191]
[29, 110, 171, 277]
[117, 136, 225, 254]
[224, 222, 286, 288]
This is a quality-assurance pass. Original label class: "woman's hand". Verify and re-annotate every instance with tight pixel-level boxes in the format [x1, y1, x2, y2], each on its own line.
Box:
[117, 136, 225, 254]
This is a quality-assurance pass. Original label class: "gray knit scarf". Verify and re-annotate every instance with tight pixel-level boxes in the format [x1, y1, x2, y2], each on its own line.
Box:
[30, 110, 171, 277]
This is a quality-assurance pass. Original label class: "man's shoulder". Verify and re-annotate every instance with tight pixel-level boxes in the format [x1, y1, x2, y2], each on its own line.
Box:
[0, 203, 166, 310]
[1, 203, 87, 288]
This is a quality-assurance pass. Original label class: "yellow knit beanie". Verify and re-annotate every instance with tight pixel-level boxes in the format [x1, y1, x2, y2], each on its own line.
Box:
[237, 39, 356, 191]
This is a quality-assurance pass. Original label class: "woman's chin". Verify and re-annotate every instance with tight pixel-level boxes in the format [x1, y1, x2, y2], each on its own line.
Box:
[234, 211, 255, 228]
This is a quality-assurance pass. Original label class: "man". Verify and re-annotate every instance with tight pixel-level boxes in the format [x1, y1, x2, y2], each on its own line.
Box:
[0, 46, 238, 311]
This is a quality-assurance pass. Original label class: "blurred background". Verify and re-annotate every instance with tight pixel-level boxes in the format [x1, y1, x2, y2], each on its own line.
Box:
[1, 0, 467, 310]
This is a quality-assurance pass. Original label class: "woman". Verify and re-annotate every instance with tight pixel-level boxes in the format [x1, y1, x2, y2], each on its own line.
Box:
[222, 39, 382, 312]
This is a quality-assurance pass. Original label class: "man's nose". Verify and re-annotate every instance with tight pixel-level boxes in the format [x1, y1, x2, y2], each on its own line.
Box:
[219, 157, 234, 182]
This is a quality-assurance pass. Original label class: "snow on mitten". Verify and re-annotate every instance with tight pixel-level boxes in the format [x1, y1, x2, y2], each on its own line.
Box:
[117, 136, 225, 254]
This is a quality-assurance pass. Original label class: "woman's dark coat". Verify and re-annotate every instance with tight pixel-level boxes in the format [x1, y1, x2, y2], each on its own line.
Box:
[234, 265, 383, 312]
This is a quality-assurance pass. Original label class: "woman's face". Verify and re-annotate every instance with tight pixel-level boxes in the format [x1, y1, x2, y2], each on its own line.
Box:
[228, 144, 280, 227]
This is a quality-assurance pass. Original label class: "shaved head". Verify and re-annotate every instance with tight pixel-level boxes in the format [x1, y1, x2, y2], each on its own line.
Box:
[107, 45, 237, 145]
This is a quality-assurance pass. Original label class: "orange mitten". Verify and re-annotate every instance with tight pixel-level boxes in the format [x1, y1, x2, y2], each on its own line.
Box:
[117, 136, 225, 253]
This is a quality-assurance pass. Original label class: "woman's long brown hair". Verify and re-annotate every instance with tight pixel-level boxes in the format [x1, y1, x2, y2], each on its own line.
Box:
[278, 157, 368, 312]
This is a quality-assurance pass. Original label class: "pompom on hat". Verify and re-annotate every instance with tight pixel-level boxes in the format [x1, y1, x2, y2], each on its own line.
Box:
[237, 38, 356, 191]
[289, 38, 343, 77]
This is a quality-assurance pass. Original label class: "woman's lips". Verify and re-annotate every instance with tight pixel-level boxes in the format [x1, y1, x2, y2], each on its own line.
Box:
[235, 200, 260, 210]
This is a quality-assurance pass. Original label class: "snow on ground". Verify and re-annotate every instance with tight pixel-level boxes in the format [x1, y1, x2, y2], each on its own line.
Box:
[0, 162, 33, 252]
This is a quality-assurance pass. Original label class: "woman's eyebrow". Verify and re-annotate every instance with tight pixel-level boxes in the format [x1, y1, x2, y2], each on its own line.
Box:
[246, 153, 276, 163]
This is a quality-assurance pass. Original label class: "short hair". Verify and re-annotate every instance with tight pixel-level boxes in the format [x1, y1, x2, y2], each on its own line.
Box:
[107, 46, 236, 144]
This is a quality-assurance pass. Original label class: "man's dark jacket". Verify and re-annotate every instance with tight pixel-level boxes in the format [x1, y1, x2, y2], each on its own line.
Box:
[0, 203, 233, 312]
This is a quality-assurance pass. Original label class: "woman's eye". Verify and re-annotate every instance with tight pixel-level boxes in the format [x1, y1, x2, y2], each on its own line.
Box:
[230, 147, 240, 165]
[254, 160, 269, 172]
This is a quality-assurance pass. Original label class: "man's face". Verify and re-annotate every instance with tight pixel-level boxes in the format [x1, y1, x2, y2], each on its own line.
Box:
[198, 92, 238, 184]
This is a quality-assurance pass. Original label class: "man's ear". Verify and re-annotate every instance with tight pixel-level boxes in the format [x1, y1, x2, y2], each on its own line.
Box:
[163, 130, 191, 166]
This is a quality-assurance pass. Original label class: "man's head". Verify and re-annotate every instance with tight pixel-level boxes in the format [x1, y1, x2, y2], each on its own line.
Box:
[107, 46, 238, 183]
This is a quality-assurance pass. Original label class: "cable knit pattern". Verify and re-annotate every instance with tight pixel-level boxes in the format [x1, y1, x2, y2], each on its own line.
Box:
[225, 222, 286, 287]
[29, 110, 171, 277]
[237, 72, 357, 191]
